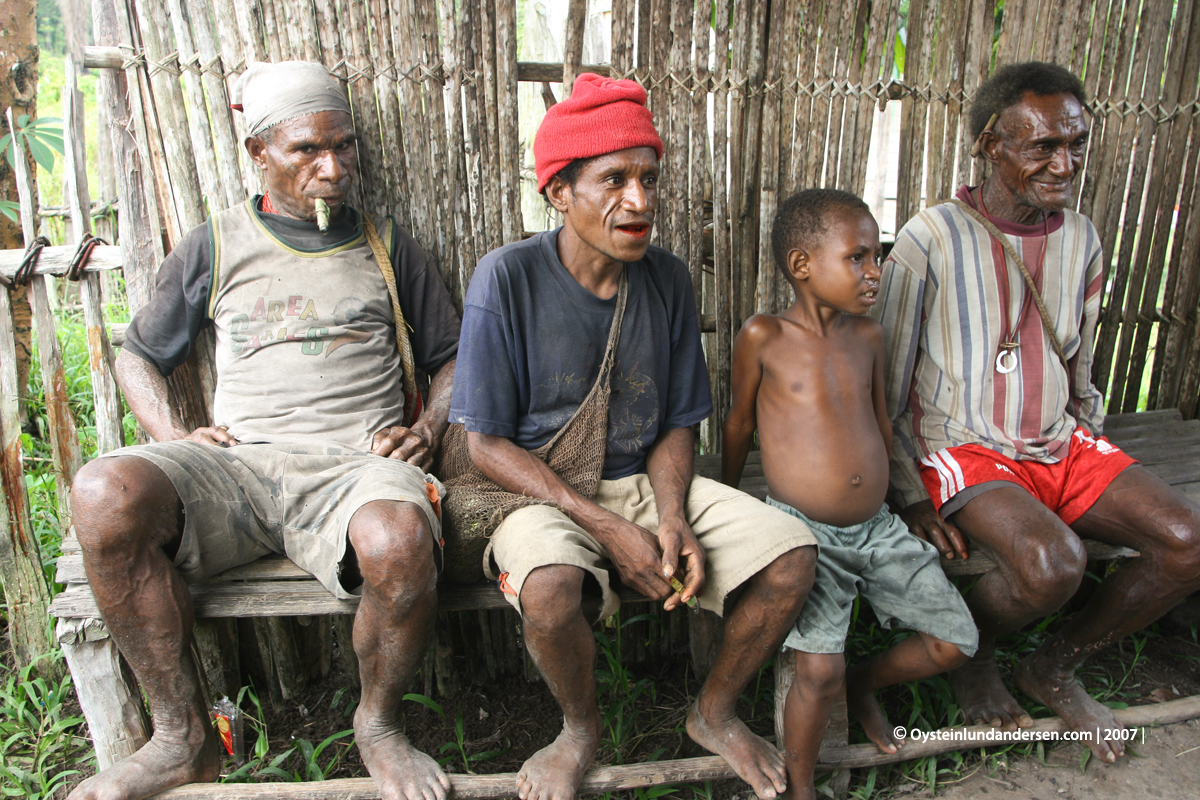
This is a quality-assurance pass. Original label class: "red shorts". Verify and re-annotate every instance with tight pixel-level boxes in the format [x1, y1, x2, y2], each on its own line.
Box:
[918, 427, 1138, 525]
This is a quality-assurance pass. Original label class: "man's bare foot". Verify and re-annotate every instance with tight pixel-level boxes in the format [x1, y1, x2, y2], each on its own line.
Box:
[516, 723, 599, 800]
[949, 657, 1033, 730]
[356, 712, 452, 800]
[845, 666, 902, 755]
[66, 729, 220, 800]
[687, 700, 787, 800]
[1015, 653, 1125, 763]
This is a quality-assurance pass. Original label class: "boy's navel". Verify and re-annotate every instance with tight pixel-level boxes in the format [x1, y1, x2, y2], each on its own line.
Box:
[851, 475, 862, 485]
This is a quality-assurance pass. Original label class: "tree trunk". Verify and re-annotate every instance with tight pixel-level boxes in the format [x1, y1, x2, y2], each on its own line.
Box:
[1, 0, 37, 422]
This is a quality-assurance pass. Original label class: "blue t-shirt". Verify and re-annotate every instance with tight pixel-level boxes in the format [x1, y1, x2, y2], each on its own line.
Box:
[450, 229, 713, 479]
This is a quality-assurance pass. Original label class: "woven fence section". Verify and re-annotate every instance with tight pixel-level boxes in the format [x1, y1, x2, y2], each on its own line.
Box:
[95, 0, 1200, 431]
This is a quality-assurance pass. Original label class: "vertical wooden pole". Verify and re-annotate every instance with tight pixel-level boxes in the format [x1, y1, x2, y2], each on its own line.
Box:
[563, 0, 587, 94]
[495, 0, 523, 243]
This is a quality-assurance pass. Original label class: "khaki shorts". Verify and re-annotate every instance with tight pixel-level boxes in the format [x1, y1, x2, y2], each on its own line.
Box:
[103, 441, 444, 600]
[767, 497, 978, 657]
[484, 474, 816, 621]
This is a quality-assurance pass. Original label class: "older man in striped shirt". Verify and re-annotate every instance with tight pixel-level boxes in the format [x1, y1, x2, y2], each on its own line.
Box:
[874, 61, 1200, 764]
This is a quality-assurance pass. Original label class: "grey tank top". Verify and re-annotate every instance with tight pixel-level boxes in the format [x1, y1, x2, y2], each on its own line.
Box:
[207, 200, 405, 453]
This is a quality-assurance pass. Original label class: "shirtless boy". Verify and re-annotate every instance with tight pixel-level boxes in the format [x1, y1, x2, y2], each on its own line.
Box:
[723, 190, 979, 799]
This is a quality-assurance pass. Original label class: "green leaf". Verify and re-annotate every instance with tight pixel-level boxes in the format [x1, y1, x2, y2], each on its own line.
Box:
[403, 693, 445, 719]
[0, 200, 18, 223]
[25, 136, 56, 173]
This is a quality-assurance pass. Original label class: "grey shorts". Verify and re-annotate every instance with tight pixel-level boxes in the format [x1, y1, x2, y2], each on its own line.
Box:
[102, 440, 444, 600]
[484, 474, 817, 622]
[767, 497, 978, 657]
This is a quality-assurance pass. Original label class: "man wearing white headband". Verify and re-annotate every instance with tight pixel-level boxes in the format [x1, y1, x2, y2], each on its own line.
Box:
[68, 62, 459, 800]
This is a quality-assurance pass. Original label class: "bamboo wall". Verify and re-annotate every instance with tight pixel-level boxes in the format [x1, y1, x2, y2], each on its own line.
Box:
[86, 0, 1200, 445]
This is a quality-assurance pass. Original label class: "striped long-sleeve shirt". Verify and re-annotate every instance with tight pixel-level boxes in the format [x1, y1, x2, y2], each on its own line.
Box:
[871, 185, 1106, 508]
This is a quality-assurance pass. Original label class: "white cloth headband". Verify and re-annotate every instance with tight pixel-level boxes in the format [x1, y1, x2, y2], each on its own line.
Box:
[232, 61, 352, 136]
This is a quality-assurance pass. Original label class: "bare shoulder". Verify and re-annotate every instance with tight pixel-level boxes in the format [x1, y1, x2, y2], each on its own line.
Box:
[736, 313, 787, 347]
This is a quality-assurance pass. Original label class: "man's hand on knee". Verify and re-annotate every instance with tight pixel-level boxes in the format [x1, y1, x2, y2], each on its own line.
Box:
[657, 516, 705, 609]
[590, 512, 673, 602]
[187, 425, 239, 448]
[899, 499, 969, 560]
[372, 425, 435, 470]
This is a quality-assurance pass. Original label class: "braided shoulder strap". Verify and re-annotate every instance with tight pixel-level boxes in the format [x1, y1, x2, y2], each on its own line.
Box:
[947, 198, 1068, 368]
[362, 216, 421, 421]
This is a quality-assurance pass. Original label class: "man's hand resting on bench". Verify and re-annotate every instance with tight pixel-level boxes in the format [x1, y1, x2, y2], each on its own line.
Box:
[898, 499, 969, 560]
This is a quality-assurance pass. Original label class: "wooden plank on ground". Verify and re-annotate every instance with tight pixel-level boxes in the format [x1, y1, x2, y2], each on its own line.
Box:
[146, 695, 1200, 798]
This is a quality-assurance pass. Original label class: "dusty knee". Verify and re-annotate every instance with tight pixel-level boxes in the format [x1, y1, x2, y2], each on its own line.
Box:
[792, 652, 845, 698]
[1142, 504, 1200, 586]
[921, 634, 970, 672]
[72, 456, 180, 557]
[519, 564, 586, 630]
[756, 545, 818, 600]
[347, 500, 436, 595]
[1007, 535, 1087, 610]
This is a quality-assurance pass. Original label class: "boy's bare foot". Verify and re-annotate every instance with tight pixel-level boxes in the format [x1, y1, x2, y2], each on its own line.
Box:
[1015, 653, 1124, 763]
[356, 711, 452, 800]
[687, 700, 787, 800]
[948, 657, 1033, 730]
[845, 666, 902, 754]
[516, 724, 599, 800]
[66, 728, 221, 800]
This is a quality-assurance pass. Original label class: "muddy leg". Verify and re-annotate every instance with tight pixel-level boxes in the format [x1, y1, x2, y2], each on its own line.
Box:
[348, 500, 450, 800]
[687, 546, 815, 800]
[780, 652, 842, 800]
[67, 457, 222, 800]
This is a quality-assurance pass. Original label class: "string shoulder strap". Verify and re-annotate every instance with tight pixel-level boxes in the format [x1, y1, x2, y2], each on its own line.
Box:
[947, 198, 1068, 368]
[362, 216, 420, 412]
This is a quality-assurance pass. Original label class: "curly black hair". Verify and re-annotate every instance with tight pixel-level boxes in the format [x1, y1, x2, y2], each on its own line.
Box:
[970, 61, 1087, 140]
[771, 189, 870, 274]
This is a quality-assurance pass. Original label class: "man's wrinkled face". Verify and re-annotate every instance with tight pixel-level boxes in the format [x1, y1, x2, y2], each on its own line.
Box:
[987, 91, 1089, 214]
[245, 109, 357, 222]
[549, 146, 660, 266]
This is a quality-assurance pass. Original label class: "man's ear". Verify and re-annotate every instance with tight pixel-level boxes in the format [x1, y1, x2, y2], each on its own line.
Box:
[245, 135, 269, 171]
[977, 126, 1002, 165]
[544, 175, 572, 214]
[786, 248, 810, 281]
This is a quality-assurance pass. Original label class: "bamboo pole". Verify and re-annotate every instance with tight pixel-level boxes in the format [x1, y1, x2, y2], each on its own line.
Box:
[1117, 6, 1197, 411]
[666, 0, 691, 264]
[610, 0, 634, 78]
[478, 1, 503, 252]
[735, 0, 767, 325]
[341, 0, 388, 217]
[233, 0, 269, 64]
[563, 0, 586, 94]
[495, 0, 523, 243]
[157, 0, 228, 210]
[178, 0, 245, 209]
[959, 0, 992, 189]
[440, 0, 474, 303]
[1094, 3, 1173, 405]
[711, 0, 731, 452]
[895, 0, 935, 226]
[62, 55, 123, 457]
[131, 0, 207, 232]
[212, 0, 261, 196]
[753, 0, 786, 314]
[8, 108, 81, 531]
[460, 0, 489, 281]
[0, 124, 56, 674]
[417, 0, 453, 274]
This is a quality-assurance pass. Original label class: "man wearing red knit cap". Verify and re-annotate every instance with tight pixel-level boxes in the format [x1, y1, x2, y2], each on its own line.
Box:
[449, 74, 817, 800]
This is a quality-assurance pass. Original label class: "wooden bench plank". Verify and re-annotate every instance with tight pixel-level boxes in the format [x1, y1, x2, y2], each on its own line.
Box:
[48, 575, 653, 620]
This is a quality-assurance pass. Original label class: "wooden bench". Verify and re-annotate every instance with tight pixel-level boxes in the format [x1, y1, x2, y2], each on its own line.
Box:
[47, 409, 1195, 794]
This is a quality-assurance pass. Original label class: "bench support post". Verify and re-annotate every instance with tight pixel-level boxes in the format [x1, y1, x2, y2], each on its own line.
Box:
[57, 618, 151, 769]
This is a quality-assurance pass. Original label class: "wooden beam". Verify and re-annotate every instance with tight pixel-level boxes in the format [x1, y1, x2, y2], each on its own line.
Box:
[81, 45, 612, 85]
[143, 695, 1200, 798]
[0, 244, 123, 278]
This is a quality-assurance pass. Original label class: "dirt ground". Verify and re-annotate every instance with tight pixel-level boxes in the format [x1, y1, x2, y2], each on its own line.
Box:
[926, 719, 1200, 800]
[43, 597, 1200, 797]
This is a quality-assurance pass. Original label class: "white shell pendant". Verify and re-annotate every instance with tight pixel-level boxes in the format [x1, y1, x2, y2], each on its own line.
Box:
[996, 349, 1018, 374]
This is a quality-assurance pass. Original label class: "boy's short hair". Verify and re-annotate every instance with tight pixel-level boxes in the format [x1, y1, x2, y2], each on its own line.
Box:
[970, 62, 1087, 139]
[771, 189, 870, 273]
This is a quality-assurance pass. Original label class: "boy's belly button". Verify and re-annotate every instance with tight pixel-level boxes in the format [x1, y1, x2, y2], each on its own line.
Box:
[851, 475, 862, 485]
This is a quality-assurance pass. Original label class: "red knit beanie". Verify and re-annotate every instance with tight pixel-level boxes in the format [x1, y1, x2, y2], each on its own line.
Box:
[534, 73, 664, 193]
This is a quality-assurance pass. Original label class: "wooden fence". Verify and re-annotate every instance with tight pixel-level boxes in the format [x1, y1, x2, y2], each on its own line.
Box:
[77, 0, 1200, 448]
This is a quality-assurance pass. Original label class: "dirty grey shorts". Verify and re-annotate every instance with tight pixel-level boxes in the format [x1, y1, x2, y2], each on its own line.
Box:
[767, 497, 978, 657]
[484, 474, 817, 622]
[101, 440, 444, 600]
